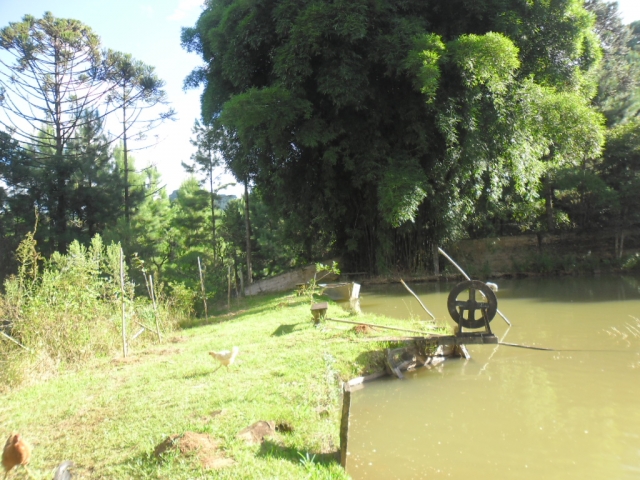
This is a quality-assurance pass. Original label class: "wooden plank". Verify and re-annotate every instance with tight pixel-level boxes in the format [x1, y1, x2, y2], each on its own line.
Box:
[437, 334, 498, 345]
[456, 344, 471, 359]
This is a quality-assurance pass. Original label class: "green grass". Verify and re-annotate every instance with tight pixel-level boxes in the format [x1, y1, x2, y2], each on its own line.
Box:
[0, 291, 442, 479]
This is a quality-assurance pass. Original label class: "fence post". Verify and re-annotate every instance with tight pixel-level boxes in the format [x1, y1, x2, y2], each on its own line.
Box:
[120, 248, 128, 358]
[227, 265, 231, 310]
[149, 274, 161, 342]
[340, 382, 352, 469]
[197, 257, 208, 321]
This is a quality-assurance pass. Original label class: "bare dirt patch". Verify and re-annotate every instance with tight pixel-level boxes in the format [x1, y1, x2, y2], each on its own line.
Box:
[353, 324, 374, 335]
[145, 348, 182, 357]
[154, 432, 234, 470]
[111, 356, 141, 365]
[236, 421, 276, 444]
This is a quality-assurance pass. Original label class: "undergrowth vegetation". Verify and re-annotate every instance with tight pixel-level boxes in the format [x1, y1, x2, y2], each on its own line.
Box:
[0, 282, 445, 478]
[0, 233, 187, 390]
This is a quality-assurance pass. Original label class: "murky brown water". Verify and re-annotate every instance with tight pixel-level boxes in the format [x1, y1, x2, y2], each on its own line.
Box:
[347, 276, 640, 479]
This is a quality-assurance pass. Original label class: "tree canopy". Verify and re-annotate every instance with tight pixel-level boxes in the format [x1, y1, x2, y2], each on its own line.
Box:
[0, 13, 172, 253]
[183, 0, 605, 272]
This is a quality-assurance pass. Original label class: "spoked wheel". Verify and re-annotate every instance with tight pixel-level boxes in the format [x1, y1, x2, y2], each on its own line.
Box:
[447, 280, 497, 330]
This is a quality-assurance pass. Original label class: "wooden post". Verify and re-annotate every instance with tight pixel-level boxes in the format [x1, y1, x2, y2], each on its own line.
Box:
[234, 267, 239, 298]
[149, 274, 161, 343]
[340, 382, 352, 469]
[197, 257, 208, 321]
[120, 248, 128, 358]
[227, 265, 231, 310]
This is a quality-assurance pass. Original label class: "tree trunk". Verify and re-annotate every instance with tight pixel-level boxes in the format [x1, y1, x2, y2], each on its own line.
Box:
[209, 162, 216, 263]
[122, 88, 130, 228]
[432, 242, 440, 276]
[53, 43, 67, 252]
[545, 172, 554, 232]
[244, 180, 253, 284]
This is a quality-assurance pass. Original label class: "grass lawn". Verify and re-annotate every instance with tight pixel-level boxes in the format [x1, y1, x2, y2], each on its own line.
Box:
[0, 290, 442, 479]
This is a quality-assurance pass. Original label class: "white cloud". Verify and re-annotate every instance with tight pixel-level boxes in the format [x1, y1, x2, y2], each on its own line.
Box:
[168, 0, 204, 21]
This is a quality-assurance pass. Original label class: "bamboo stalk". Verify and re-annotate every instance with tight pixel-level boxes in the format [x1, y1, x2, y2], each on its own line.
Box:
[437, 247, 512, 327]
[325, 317, 442, 336]
[197, 257, 208, 321]
[399, 279, 436, 320]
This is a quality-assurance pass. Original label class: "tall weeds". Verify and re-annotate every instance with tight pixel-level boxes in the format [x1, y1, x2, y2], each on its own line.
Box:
[0, 234, 186, 389]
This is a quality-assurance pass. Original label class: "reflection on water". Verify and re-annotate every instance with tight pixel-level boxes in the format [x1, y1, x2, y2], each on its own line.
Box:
[348, 276, 640, 480]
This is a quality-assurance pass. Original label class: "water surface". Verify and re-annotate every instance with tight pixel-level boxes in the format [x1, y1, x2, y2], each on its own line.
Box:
[347, 276, 640, 479]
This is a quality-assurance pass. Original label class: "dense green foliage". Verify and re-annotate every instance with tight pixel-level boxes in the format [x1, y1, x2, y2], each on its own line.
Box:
[183, 0, 614, 273]
[1, 3, 640, 318]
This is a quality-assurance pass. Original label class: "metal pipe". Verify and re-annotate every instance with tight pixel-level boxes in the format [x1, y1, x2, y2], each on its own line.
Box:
[325, 317, 442, 337]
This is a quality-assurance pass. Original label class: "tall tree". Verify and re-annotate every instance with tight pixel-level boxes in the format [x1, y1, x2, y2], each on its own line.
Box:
[103, 50, 174, 228]
[183, 119, 227, 262]
[65, 110, 122, 240]
[599, 118, 640, 257]
[0, 13, 114, 251]
[183, 0, 604, 273]
[586, 0, 640, 125]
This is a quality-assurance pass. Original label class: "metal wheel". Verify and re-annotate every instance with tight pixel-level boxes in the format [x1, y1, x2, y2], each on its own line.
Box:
[447, 280, 497, 330]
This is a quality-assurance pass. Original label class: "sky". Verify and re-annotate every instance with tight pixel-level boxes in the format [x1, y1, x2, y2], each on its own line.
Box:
[0, 0, 639, 197]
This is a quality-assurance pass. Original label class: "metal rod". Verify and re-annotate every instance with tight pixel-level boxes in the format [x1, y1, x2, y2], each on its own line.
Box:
[437, 247, 512, 326]
[399, 279, 436, 320]
[325, 317, 442, 336]
[498, 342, 553, 351]
[437, 247, 470, 280]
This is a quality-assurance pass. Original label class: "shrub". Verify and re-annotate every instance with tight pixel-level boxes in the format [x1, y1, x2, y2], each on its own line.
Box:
[0, 234, 186, 389]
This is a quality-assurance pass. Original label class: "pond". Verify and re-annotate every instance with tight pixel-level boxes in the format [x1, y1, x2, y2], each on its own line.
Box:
[347, 276, 640, 479]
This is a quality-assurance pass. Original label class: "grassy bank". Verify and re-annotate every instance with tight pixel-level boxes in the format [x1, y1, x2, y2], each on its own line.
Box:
[0, 290, 443, 479]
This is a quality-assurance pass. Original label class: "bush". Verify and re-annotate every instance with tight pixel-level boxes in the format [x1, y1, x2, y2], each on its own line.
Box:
[0, 234, 187, 389]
